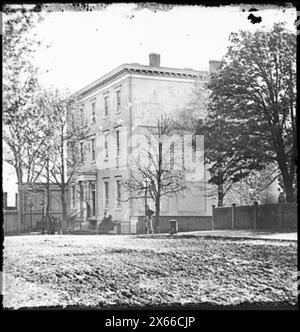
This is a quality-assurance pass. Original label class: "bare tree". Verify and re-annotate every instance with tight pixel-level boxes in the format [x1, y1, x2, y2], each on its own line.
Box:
[123, 114, 187, 233]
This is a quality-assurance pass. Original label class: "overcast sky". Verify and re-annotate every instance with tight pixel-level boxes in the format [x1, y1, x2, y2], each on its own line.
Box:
[34, 3, 296, 92]
[3, 4, 297, 203]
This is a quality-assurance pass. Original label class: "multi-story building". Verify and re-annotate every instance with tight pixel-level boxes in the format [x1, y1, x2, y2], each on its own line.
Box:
[69, 54, 218, 233]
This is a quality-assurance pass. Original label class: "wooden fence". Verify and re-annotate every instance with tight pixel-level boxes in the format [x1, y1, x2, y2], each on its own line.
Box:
[212, 202, 297, 231]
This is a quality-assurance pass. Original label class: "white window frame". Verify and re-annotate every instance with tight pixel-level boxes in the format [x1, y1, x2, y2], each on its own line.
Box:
[91, 100, 96, 124]
[116, 89, 121, 114]
[80, 141, 84, 163]
[116, 178, 122, 209]
[91, 138, 96, 162]
[104, 132, 109, 160]
[104, 94, 109, 118]
[116, 129, 120, 157]
[104, 180, 109, 208]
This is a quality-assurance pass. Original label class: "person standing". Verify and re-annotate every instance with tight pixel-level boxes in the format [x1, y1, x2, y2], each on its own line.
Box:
[146, 205, 154, 234]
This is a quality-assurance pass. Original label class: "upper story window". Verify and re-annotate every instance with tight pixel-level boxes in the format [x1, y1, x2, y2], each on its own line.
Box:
[104, 132, 109, 159]
[80, 142, 84, 163]
[181, 136, 185, 171]
[170, 141, 175, 171]
[91, 138, 95, 162]
[104, 95, 109, 117]
[80, 107, 84, 126]
[116, 130, 120, 157]
[91, 101, 96, 124]
[116, 90, 121, 113]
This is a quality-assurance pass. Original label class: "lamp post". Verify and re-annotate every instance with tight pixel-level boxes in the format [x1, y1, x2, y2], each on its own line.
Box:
[28, 200, 33, 233]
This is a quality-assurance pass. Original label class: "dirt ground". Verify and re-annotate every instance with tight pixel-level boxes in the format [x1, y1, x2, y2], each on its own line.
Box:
[2, 234, 298, 309]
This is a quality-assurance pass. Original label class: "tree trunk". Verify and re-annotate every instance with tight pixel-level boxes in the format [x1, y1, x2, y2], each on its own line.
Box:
[60, 124, 67, 234]
[217, 184, 224, 207]
[154, 141, 162, 233]
[284, 179, 295, 203]
[17, 185, 23, 234]
[154, 198, 160, 234]
[16, 167, 23, 234]
[61, 187, 67, 234]
[277, 158, 295, 203]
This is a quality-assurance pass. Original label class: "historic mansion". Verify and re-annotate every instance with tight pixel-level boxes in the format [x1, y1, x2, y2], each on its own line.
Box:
[68, 54, 222, 233]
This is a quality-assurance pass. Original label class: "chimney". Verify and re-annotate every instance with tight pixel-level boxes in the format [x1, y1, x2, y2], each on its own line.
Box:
[209, 60, 221, 74]
[149, 53, 160, 67]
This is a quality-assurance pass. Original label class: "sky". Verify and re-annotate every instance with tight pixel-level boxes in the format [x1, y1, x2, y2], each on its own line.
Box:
[3, 3, 297, 204]
[34, 3, 296, 92]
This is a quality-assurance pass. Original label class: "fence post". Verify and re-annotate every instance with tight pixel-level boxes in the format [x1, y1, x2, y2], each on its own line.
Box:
[278, 203, 282, 231]
[212, 205, 215, 230]
[253, 201, 258, 231]
[232, 204, 236, 230]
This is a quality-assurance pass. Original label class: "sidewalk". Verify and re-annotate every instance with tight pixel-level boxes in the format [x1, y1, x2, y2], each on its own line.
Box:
[178, 230, 297, 242]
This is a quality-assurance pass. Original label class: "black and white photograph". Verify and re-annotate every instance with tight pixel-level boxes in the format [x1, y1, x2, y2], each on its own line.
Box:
[2, 2, 298, 315]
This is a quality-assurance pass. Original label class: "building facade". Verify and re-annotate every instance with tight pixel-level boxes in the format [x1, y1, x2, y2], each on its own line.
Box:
[69, 54, 217, 233]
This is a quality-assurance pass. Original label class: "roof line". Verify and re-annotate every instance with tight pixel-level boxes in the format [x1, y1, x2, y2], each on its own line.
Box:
[73, 63, 209, 98]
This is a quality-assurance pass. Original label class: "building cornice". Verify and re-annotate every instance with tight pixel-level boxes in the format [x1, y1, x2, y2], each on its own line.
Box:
[74, 64, 208, 98]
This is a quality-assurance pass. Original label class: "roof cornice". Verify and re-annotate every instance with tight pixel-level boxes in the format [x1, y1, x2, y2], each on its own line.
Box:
[74, 64, 209, 98]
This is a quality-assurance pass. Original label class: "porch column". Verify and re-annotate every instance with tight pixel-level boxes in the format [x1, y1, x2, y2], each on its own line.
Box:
[83, 181, 89, 223]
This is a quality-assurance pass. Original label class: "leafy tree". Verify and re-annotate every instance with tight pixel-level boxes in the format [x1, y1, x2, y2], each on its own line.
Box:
[2, 6, 45, 232]
[205, 23, 296, 203]
[31, 89, 89, 233]
[123, 114, 187, 233]
[225, 164, 280, 205]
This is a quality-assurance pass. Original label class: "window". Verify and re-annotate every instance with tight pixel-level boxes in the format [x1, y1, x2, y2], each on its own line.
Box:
[104, 181, 109, 208]
[116, 130, 120, 157]
[91, 138, 95, 161]
[116, 90, 121, 113]
[91, 183, 96, 217]
[104, 133, 109, 159]
[80, 108, 84, 126]
[80, 142, 84, 162]
[104, 95, 109, 117]
[170, 141, 175, 170]
[116, 179, 121, 208]
[181, 136, 185, 171]
[91, 102, 96, 124]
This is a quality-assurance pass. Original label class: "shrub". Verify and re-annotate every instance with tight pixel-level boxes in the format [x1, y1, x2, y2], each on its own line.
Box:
[98, 214, 119, 234]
